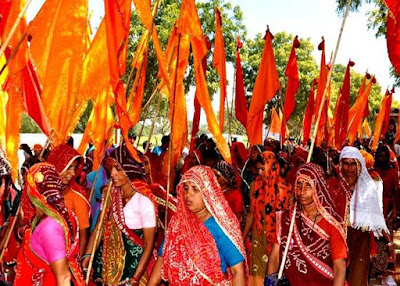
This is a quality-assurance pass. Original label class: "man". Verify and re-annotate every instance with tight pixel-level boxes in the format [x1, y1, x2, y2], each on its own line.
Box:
[339, 146, 388, 286]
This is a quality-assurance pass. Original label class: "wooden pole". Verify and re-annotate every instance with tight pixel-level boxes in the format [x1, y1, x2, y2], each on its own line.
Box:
[165, 33, 182, 232]
[0, 205, 21, 263]
[278, 203, 297, 279]
[85, 182, 113, 285]
[0, 32, 27, 76]
[0, 0, 32, 60]
[136, 87, 158, 148]
[144, 92, 163, 153]
[306, 0, 352, 163]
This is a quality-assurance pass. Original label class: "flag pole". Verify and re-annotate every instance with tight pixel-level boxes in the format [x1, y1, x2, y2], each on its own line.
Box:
[306, 0, 352, 163]
[0, 205, 21, 263]
[144, 92, 163, 153]
[85, 182, 113, 285]
[0, 0, 32, 60]
[136, 87, 159, 149]
[165, 32, 182, 232]
[0, 32, 27, 76]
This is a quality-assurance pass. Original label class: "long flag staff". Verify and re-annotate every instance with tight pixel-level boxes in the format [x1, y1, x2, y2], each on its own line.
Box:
[278, 0, 353, 280]
[0, 204, 21, 263]
[0, 32, 27, 76]
[0, 0, 33, 60]
[306, 0, 352, 163]
[165, 32, 182, 232]
[136, 87, 159, 148]
[85, 182, 113, 285]
[144, 92, 163, 153]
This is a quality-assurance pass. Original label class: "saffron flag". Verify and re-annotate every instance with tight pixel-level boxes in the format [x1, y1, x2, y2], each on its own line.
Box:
[381, 89, 393, 136]
[247, 29, 280, 146]
[269, 107, 281, 135]
[371, 94, 388, 150]
[363, 119, 371, 138]
[179, 0, 231, 163]
[315, 39, 328, 147]
[302, 79, 317, 146]
[334, 60, 354, 149]
[235, 37, 247, 128]
[29, 0, 88, 144]
[348, 77, 374, 144]
[385, 0, 400, 74]
[281, 36, 300, 144]
[213, 7, 227, 132]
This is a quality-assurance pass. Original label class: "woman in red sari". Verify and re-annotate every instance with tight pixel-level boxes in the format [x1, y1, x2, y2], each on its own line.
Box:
[14, 162, 84, 285]
[267, 163, 347, 286]
[148, 165, 247, 285]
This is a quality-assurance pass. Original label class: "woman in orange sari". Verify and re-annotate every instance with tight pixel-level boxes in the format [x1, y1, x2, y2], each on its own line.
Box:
[14, 162, 84, 285]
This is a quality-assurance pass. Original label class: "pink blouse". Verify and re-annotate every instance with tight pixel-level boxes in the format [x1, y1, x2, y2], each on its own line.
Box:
[30, 217, 66, 264]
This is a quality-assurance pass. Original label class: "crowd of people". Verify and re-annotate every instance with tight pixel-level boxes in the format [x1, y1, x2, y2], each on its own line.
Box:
[0, 131, 398, 286]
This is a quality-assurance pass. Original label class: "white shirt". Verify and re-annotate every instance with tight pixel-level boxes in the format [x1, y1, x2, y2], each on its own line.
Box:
[123, 192, 156, 229]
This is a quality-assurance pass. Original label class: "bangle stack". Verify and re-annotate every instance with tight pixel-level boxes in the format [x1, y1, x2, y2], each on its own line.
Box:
[81, 253, 91, 261]
[387, 241, 394, 247]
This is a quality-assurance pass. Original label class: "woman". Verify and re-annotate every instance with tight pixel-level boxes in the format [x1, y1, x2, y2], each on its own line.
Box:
[82, 145, 157, 285]
[47, 144, 91, 255]
[214, 160, 244, 222]
[267, 163, 347, 286]
[148, 165, 247, 285]
[14, 162, 84, 285]
[242, 151, 292, 285]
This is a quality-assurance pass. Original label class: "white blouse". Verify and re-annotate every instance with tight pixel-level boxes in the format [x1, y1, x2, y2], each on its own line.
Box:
[123, 192, 156, 229]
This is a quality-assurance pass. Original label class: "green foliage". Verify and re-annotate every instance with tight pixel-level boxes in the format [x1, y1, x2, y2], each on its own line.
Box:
[21, 113, 41, 133]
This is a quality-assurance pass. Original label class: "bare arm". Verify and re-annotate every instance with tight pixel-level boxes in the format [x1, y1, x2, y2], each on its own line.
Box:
[231, 261, 246, 286]
[79, 227, 89, 256]
[147, 257, 163, 286]
[130, 227, 156, 283]
[50, 258, 71, 286]
[332, 258, 346, 286]
[266, 243, 280, 275]
[81, 219, 103, 269]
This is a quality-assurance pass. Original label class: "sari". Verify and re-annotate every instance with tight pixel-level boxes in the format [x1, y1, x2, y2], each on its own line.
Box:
[162, 165, 248, 285]
[92, 145, 158, 285]
[276, 163, 347, 285]
[14, 163, 84, 285]
[250, 151, 292, 281]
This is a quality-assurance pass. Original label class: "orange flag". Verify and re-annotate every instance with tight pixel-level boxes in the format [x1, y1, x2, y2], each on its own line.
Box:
[29, 0, 88, 145]
[381, 89, 393, 136]
[247, 29, 280, 146]
[371, 94, 388, 150]
[2, 0, 27, 180]
[213, 7, 227, 131]
[269, 107, 281, 135]
[315, 39, 328, 147]
[281, 36, 300, 144]
[363, 119, 371, 138]
[78, 88, 115, 169]
[179, 0, 231, 163]
[348, 78, 374, 144]
[302, 79, 317, 146]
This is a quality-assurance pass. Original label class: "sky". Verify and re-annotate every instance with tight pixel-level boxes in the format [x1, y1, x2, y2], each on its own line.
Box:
[26, 0, 397, 125]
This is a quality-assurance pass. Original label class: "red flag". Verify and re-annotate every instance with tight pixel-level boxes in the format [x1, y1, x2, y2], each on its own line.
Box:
[334, 60, 354, 149]
[315, 39, 328, 147]
[235, 37, 247, 128]
[385, 0, 400, 74]
[372, 94, 389, 150]
[382, 89, 393, 135]
[0, 0, 12, 37]
[22, 59, 52, 135]
[281, 36, 300, 143]
[302, 79, 317, 146]
[247, 29, 280, 146]
[213, 7, 227, 132]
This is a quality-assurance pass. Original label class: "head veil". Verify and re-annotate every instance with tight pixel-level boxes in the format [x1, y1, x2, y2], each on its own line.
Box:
[339, 146, 388, 237]
[162, 165, 248, 285]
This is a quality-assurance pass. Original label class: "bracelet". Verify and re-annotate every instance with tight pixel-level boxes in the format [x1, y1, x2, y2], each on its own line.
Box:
[387, 241, 394, 247]
[81, 254, 91, 260]
[130, 276, 139, 285]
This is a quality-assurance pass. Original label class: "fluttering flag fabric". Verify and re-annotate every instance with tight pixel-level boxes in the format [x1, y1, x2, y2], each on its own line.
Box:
[0, 0, 12, 37]
[235, 37, 248, 128]
[29, 0, 88, 145]
[213, 7, 227, 132]
[372, 94, 388, 150]
[334, 60, 354, 149]
[363, 119, 371, 138]
[269, 107, 281, 135]
[247, 29, 280, 146]
[385, 0, 400, 74]
[2, 0, 27, 180]
[302, 79, 317, 146]
[315, 38, 328, 147]
[179, 0, 231, 163]
[348, 77, 374, 144]
[190, 43, 210, 153]
[281, 36, 300, 144]
[381, 89, 393, 136]
[78, 88, 115, 169]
